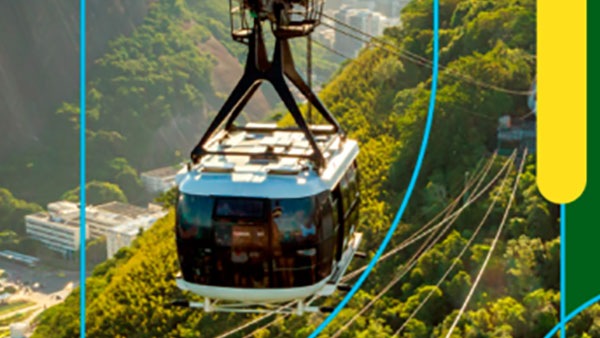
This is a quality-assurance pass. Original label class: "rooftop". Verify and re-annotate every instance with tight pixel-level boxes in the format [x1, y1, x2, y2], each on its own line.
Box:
[27, 201, 167, 230]
[26, 211, 80, 228]
[95, 201, 154, 219]
[107, 222, 146, 236]
[177, 124, 359, 199]
[47, 200, 79, 211]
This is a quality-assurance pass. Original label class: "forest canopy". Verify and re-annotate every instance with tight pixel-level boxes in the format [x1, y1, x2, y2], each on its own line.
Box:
[32, 0, 593, 337]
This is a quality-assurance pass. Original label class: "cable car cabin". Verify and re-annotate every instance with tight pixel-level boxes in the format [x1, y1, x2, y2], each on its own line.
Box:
[174, 124, 361, 306]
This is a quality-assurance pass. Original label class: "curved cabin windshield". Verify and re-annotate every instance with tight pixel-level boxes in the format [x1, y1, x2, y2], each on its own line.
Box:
[177, 194, 213, 242]
[272, 197, 317, 245]
[176, 193, 331, 289]
[271, 197, 320, 287]
[176, 195, 214, 284]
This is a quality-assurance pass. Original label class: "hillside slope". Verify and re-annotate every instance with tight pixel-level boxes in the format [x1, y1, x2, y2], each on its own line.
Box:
[34, 0, 599, 337]
[0, 0, 267, 205]
[0, 1, 149, 160]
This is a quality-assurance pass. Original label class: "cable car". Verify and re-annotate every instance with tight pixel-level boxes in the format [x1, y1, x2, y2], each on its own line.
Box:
[174, 125, 362, 313]
[171, 0, 363, 314]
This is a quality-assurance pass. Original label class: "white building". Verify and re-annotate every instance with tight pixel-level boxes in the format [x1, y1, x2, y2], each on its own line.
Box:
[105, 218, 158, 259]
[376, 0, 408, 18]
[86, 202, 167, 258]
[140, 165, 181, 194]
[370, 12, 386, 36]
[92, 201, 167, 259]
[25, 201, 87, 258]
[25, 200, 167, 259]
[331, 4, 403, 59]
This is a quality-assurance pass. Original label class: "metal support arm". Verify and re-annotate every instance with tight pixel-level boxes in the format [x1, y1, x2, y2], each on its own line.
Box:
[191, 17, 343, 170]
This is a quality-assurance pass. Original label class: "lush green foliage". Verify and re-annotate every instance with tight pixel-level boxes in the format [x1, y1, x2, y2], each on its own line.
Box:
[0, 188, 42, 236]
[33, 0, 600, 337]
[0, 0, 345, 247]
[0, 187, 42, 250]
[62, 181, 128, 205]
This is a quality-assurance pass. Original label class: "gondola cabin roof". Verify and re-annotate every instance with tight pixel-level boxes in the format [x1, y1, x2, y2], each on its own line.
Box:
[176, 124, 358, 199]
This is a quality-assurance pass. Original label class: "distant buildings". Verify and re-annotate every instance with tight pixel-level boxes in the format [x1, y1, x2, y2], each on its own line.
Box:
[10, 322, 28, 338]
[25, 200, 167, 259]
[140, 165, 180, 194]
[330, 3, 402, 58]
[497, 115, 536, 157]
[375, 0, 409, 17]
[25, 201, 86, 259]
[96, 202, 166, 259]
[25, 164, 181, 261]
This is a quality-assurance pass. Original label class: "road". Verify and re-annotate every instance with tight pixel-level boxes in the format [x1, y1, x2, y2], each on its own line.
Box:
[0, 260, 78, 294]
[0, 260, 79, 335]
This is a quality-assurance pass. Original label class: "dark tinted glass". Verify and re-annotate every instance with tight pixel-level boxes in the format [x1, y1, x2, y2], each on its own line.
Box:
[176, 193, 340, 289]
[177, 194, 214, 241]
[214, 198, 265, 218]
[270, 197, 320, 287]
[272, 197, 317, 245]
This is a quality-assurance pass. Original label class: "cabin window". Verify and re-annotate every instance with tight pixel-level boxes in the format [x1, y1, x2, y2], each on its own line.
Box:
[176, 194, 214, 241]
[176, 193, 342, 288]
[347, 162, 358, 200]
[331, 195, 340, 232]
[271, 197, 318, 245]
[176, 194, 214, 283]
[317, 192, 335, 278]
[214, 198, 265, 219]
[319, 194, 335, 240]
[340, 175, 350, 211]
[271, 196, 323, 287]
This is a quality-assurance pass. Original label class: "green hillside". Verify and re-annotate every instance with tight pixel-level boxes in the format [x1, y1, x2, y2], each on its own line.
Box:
[0, 0, 342, 250]
[0, 0, 231, 257]
[33, 0, 600, 337]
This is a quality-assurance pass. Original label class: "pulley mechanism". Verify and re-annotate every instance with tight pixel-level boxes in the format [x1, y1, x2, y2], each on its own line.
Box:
[230, 0, 324, 41]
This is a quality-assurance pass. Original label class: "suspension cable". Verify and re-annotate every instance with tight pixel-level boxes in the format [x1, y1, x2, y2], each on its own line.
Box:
[392, 153, 515, 336]
[342, 152, 510, 282]
[312, 39, 354, 60]
[444, 149, 528, 337]
[322, 14, 534, 96]
[331, 151, 516, 336]
[214, 301, 297, 338]
[235, 154, 497, 337]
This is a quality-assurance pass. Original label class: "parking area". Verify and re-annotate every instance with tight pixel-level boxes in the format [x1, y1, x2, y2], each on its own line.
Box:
[0, 259, 79, 334]
[0, 260, 78, 294]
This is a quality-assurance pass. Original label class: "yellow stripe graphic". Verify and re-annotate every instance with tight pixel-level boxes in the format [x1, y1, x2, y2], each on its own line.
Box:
[537, 0, 587, 203]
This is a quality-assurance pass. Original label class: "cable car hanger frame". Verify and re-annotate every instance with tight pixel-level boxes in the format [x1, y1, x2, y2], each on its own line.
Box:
[191, 2, 344, 172]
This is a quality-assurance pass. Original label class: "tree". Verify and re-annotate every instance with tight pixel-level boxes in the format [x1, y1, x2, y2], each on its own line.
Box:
[0, 187, 42, 235]
[522, 289, 559, 337]
[155, 186, 178, 209]
[62, 181, 128, 205]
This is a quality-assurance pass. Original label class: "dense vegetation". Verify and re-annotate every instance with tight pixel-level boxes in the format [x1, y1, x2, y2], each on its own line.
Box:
[0, 0, 341, 251]
[31, 0, 599, 337]
[0, 1, 148, 197]
[0, 188, 42, 251]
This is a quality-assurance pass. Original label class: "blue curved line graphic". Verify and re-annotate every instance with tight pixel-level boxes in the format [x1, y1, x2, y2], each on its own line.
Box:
[79, 0, 87, 337]
[544, 294, 600, 338]
[308, 0, 440, 336]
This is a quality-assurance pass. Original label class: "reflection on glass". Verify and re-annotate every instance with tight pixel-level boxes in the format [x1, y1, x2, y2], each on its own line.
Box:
[177, 194, 213, 241]
[272, 197, 317, 245]
[176, 194, 335, 289]
[215, 198, 264, 218]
